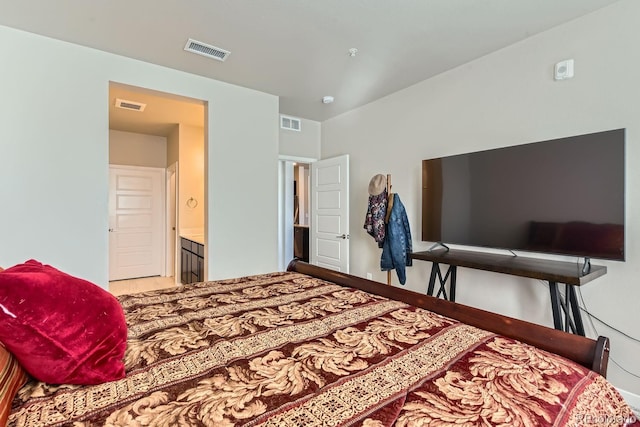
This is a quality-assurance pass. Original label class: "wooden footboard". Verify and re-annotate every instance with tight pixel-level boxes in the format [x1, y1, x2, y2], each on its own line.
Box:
[287, 260, 610, 377]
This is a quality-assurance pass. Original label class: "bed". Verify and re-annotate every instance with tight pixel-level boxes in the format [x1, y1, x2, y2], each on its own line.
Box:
[5, 260, 638, 426]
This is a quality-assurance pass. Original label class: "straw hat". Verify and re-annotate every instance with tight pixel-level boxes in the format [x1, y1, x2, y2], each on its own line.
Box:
[368, 174, 387, 196]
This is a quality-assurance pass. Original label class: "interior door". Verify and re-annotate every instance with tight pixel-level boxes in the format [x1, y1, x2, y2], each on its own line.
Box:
[109, 165, 165, 281]
[310, 155, 349, 272]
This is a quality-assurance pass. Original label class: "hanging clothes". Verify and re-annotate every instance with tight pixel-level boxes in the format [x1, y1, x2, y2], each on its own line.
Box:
[381, 193, 412, 284]
[364, 175, 388, 248]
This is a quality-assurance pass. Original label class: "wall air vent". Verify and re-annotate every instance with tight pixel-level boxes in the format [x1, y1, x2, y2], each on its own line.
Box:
[115, 98, 146, 112]
[280, 115, 301, 132]
[184, 38, 230, 62]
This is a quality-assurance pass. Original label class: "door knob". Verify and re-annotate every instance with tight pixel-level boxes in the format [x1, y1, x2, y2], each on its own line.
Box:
[108, 228, 114, 232]
[336, 234, 350, 239]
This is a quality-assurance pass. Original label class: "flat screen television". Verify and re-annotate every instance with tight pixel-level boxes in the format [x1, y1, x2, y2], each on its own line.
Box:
[421, 129, 625, 261]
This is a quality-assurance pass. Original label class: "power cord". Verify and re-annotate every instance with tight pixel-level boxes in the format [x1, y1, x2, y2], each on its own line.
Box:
[575, 285, 640, 379]
[537, 278, 640, 379]
[577, 295, 639, 343]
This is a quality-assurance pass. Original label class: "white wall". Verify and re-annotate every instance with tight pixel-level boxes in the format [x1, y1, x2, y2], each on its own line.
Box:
[167, 125, 179, 166]
[109, 129, 167, 168]
[278, 118, 319, 271]
[321, 0, 640, 394]
[0, 24, 279, 286]
[279, 117, 321, 159]
[177, 124, 205, 234]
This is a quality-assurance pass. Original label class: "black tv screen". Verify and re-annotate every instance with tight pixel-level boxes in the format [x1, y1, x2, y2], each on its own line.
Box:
[422, 129, 625, 261]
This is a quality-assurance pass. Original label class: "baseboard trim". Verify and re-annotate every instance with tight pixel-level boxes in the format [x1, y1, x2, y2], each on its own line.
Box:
[618, 388, 640, 417]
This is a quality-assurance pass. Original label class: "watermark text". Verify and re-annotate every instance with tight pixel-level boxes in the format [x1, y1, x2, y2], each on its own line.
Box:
[574, 413, 637, 425]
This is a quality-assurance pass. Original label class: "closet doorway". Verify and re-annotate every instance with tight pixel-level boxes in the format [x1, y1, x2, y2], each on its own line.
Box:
[278, 155, 350, 272]
[278, 158, 312, 271]
[293, 163, 310, 262]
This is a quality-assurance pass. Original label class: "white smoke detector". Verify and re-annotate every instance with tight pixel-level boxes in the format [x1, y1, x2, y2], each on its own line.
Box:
[554, 59, 574, 80]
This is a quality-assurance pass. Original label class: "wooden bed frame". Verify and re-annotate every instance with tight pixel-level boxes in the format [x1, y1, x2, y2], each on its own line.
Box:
[287, 260, 610, 377]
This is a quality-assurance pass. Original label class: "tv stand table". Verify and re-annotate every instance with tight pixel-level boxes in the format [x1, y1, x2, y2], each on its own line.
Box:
[409, 249, 607, 336]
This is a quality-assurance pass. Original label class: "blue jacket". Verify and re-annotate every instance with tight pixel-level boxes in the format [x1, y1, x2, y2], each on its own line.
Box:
[381, 194, 412, 284]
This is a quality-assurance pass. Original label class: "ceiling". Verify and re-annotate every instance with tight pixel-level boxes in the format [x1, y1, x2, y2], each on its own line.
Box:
[109, 83, 205, 136]
[1, 0, 621, 123]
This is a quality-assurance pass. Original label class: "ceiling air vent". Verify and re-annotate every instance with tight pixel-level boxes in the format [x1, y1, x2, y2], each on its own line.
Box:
[280, 115, 301, 132]
[115, 98, 146, 112]
[184, 38, 230, 62]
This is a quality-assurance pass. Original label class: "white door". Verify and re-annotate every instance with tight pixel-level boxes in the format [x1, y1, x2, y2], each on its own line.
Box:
[310, 155, 349, 272]
[109, 165, 165, 281]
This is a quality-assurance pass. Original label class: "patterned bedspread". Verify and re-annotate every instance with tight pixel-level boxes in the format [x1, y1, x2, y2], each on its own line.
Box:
[9, 272, 638, 426]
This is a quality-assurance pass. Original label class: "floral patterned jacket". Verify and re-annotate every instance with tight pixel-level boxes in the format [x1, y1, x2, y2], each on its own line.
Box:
[363, 188, 388, 248]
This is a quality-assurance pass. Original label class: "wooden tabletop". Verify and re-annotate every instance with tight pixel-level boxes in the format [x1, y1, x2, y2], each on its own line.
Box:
[410, 248, 606, 285]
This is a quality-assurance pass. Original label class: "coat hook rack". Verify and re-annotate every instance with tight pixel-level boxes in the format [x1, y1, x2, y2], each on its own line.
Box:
[386, 174, 392, 285]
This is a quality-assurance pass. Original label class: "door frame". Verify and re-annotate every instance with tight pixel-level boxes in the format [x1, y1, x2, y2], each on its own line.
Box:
[165, 162, 178, 281]
[277, 155, 317, 271]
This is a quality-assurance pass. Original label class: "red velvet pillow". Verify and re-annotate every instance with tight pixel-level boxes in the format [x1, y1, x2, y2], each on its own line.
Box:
[0, 260, 127, 385]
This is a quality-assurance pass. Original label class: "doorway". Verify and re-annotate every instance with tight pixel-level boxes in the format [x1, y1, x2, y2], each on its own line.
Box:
[108, 82, 206, 284]
[278, 158, 312, 271]
[293, 163, 310, 262]
[277, 155, 351, 272]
